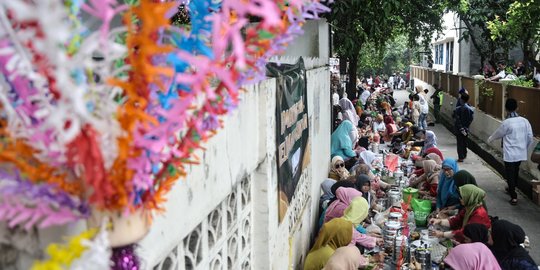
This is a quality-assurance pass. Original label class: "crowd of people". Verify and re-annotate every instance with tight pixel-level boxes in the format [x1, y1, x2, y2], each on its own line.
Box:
[304, 82, 537, 269]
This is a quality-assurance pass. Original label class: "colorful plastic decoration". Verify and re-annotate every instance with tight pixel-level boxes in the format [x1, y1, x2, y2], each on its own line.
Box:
[0, 0, 330, 257]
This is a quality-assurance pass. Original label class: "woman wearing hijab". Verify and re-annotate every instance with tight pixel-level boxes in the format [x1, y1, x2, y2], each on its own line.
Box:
[304, 218, 354, 270]
[425, 152, 443, 165]
[338, 98, 360, 125]
[328, 156, 350, 181]
[409, 130, 437, 155]
[424, 147, 444, 161]
[320, 179, 337, 209]
[443, 242, 502, 270]
[430, 184, 491, 243]
[372, 114, 386, 135]
[454, 170, 478, 188]
[436, 158, 461, 211]
[322, 246, 364, 270]
[491, 220, 538, 270]
[355, 164, 390, 191]
[410, 160, 440, 198]
[331, 120, 358, 161]
[355, 174, 372, 205]
[324, 187, 362, 223]
[342, 197, 381, 249]
[359, 150, 381, 170]
[319, 181, 356, 229]
[463, 223, 489, 244]
[383, 115, 398, 142]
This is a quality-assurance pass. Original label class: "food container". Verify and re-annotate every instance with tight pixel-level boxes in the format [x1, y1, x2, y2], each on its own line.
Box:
[389, 212, 403, 222]
[388, 188, 402, 206]
[414, 249, 432, 270]
[402, 187, 419, 204]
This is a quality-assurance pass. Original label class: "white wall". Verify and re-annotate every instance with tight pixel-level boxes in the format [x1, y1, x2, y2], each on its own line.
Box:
[284, 19, 330, 60]
[138, 66, 331, 270]
[431, 12, 461, 74]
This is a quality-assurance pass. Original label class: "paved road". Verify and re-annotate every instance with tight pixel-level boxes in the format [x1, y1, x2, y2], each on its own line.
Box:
[391, 89, 540, 262]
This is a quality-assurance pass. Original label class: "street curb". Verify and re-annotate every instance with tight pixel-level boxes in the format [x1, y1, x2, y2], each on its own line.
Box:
[435, 109, 536, 199]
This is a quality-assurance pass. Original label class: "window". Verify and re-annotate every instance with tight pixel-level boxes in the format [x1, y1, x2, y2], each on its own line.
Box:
[434, 44, 444, 65]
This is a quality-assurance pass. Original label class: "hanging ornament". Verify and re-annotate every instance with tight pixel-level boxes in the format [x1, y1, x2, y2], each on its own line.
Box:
[110, 244, 140, 270]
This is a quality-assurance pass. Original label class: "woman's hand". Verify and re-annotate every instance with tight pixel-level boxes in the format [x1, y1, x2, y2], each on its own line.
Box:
[430, 230, 444, 238]
[370, 252, 386, 263]
[429, 218, 441, 225]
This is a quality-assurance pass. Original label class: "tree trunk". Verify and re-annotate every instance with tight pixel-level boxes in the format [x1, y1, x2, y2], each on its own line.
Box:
[346, 48, 361, 100]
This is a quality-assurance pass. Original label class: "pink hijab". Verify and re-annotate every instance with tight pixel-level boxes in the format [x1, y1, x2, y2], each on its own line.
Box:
[444, 243, 501, 270]
[322, 246, 367, 270]
[324, 188, 362, 223]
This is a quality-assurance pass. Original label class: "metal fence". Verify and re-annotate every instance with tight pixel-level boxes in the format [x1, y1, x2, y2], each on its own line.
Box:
[410, 66, 540, 136]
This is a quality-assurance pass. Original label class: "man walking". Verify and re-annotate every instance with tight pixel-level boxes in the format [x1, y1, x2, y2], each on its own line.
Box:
[453, 93, 474, 162]
[488, 98, 533, 205]
[430, 84, 443, 123]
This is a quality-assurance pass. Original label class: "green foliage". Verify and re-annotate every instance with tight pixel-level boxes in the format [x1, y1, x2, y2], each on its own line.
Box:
[448, 0, 514, 67]
[487, 0, 540, 69]
[508, 77, 534, 88]
[476, 80, 494, 97]
[326, 0, 447, 95]
[357, 35, 413, 75]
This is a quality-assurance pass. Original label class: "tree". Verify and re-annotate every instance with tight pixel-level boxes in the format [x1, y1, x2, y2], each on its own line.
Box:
[326, 0, 447, 98]
[447, 0, 514, 70]
[487, 0, 540, 71]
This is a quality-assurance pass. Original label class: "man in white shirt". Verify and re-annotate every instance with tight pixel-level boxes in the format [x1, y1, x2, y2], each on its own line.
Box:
[415, 86, 429, 129]
[487, 98, 533, 205]
[487, 61, 507, 81]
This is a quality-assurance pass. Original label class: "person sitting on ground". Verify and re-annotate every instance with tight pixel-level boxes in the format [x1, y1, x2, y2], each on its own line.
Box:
[355, 164, 390, 192]
[320, 178, 337, 208]
[331, 120, 359, 168]
[425, 152, 443, 165]
[372, 114, 386, 140]
[355, 174, 378, 210]
[491, 220, 538, 270]
[304, 218, 356, 270]
[408, 128, 437, 155]
[328, 156, 350, 181]
[436, 158, 461, 213]
[338, 97, 360, 125]
[382, 115, 398, 143]
[341, 197, 383, 249]
[430, 184, 491, 243]
[409, 160, 440, 200]
[324, 187, 362, 223]
[453, 170, 478, 188]
[423, 147, 444, 161]
[322, 246, 384, 270]
[319, 181, 357, 229]
[443, 242, 502, 270]
[463, 223, 490, 244]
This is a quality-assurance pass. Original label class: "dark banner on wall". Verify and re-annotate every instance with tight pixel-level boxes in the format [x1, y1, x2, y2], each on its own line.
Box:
[266, 58, 310, 223]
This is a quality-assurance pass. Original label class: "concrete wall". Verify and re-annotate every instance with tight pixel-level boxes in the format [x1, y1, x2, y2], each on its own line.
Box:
[414, 77, 540, 182]
[284, 19, 330, 60]
[137, 66, 331, 269]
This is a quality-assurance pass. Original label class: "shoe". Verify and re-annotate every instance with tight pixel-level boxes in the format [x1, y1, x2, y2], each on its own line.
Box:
[509, 199, 518, 205]
[457, 159, 464, 162]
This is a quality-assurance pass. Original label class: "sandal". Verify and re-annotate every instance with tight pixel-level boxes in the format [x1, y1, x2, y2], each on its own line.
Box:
[509, 199, 518, 205]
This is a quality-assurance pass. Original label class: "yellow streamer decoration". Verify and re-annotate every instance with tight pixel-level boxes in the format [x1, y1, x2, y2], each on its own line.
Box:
[31, 229, 97, 270]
